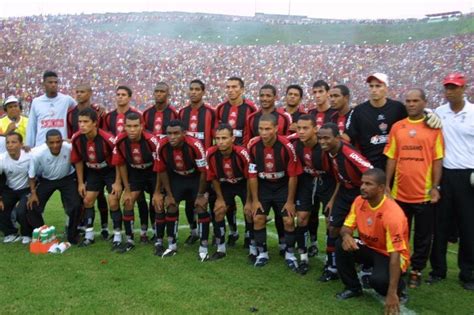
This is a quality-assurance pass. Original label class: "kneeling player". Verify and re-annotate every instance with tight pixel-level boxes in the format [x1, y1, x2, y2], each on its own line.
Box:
[71, 108, 122, 246]
[206, 123, 252, 260]
[248, 114, 302, 267]
[112, 112, 159, 252]
[152, 120, 209, 260]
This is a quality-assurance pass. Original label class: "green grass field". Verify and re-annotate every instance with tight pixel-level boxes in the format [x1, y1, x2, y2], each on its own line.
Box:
[1, 192, 473, 314]
[91, 16, 474, 45]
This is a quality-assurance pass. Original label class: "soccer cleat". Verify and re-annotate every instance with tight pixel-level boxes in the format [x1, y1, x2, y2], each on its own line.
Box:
[361, 274, 372, 289]
[298, 261, 310, 275]
[463, 281, 474, 291]
[336, 288, 363, 300]
[140, 234, 149, 244]
[210, 251, 226, 261]
[21, 236, 32, 244]
[78, 238, 95, 247]
[254, 256, 269, 267]
[117, 242, 135, 254]
[399, 288, 409, 304]
[285, 258, 299, 272]
[111, 241, 122, 251]
[227, 234, 239, 247]
[308, 244, 319, 257]
[101, 229, 109, 240]
[425, 275, 444, 285]
[162, 248, 177, 258]
[154, 244, 165, 256]
[198, 252, 210, 262]
[279, 248, 286, 257]
[3, 234, 21, 243]
[318, 269, 339, 282]
[184, 234, 199, 245]
[408, 271, 422, 289]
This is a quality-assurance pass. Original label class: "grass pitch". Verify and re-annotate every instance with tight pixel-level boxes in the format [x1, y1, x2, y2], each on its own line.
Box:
[0, 192, 473, 314]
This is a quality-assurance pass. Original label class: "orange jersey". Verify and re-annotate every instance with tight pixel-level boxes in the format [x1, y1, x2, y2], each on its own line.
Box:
[384, 117, 444, 203]
[344, 195, 410, 272]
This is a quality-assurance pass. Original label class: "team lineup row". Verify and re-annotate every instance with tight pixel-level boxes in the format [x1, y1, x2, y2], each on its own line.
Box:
[0, 71, 473, 314]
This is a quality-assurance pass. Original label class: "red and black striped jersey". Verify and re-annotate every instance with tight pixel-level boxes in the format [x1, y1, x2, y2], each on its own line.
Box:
[327, 141, 372, 189]
[308, 107, 338, 129]
[70, 129, 115, 169]
[248, 135, 302, 183]
[154, 135, 207, 177]
[179, 103, 217, 150]
[330, 109, 354, 135]
[206, 145, 251, 183]
[245, 108, 292, 145]
[66, 104, 104, 139]
[216, 99, 257, 147]
[285, 106, 307, 124]
[142, 104, 179, 138]
[288, 136, 330, 177]
[102, 107, 143, 136]
[112, 131, 159, 170]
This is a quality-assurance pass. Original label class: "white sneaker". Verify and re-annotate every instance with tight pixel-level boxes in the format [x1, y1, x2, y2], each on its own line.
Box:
[21, 236, 32, 244]
[3, 234, 21, 243]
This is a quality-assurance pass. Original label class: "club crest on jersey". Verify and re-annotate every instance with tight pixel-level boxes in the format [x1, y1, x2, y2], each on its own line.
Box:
[304, 153, 311, 160]
[133, 148, 140, 154]
[265, 153, 273, 159]
[367, 217, 373, 226]
[229, 119, 236, 126]
[190, 122, 198, 130]
[117, 118, 124, 124]
[230, 111, 237, 118]
[409, 129, 417, 138]
[88, 146, 95, 152]
[175, 155, 182, 161]
[377, 114, 385, 121]
[379, 122, 388, 133]
[224, 163, 231, 169]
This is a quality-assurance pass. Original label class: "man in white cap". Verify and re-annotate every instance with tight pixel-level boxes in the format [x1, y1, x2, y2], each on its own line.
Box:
[428, 73, 474, 291]
[0, 96, 28, 153]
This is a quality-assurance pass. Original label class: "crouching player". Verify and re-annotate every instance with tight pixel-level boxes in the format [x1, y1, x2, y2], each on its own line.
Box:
[206, 123, 252, 260]
[248, 114, 302, 267]
[152, 120, 210, 260]
[112, 112, 159, 252]
[71, 108, 122, 247]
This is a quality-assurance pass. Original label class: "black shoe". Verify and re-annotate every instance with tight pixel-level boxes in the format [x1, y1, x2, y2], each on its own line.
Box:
[78, 238, 95, 247]
[210, 251, 227, 261]
[426, 275, 445, 285]
[154, 244, 165, 256]
[248, 253, 257, 264]
[101, 229, 109, 240]
[399, 289, 409, 304]
[462, 281, 474, 291]
[279, 248, 286, 257]
[318, 269, 339, 282]
[308, 245, 319, 257]
[243, 237, 250, 249]
[117, 242, 135, 254]
[227, 234, 239, 247]
[361, 274, 372, 289]
[298, 261, 309, 275]
[336, 288, 363, 300]
[285, 258, 299, 272]
[140, 234, 149, 244]
[111, 241, 122, 251]
[184, 234, 199, 245]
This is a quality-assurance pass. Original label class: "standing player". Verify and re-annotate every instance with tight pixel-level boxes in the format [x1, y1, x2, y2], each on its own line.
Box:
[0, 132, 33, 244]
[67, 83, 109, 239]
[26, 71, 76, 148]
[179, 79, 217, 245]
[248, 114, 302, 267]
[143, 82, 179, 138]
[290, 115, 338, 274]
[429, 73, 474, 291]
[27, 129, 82, 243]
[152, 120, 210, 260]
[112, 112, 159, 253]
[318, 123, 373, 282]
[384, 88, 444, 288]
[216, 77, 257, 246]
[284, 85, 306, 133]
[329, 85, 353, 135]
[206, 123, 252, 260]
[308, 80, 337, 129]
[336, 169, 409, 315]
[70, 108, 122, 247]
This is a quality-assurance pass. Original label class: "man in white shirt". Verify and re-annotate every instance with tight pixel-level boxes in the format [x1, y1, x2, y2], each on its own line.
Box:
[27, 129, 82, 244]
[0, 132, 33, 244]
[429, 73, 474, 291]
[25, 71, 76, 148]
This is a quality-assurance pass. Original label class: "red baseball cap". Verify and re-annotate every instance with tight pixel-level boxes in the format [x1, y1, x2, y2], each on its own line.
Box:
[443, 73, 466, 86]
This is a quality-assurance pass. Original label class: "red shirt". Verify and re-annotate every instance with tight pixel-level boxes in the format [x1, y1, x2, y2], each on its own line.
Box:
[207, 145, 251, 183]
[112, 131, 159, 170]
[71, 129, 116, 169]
[142, 104, 179, 138]
[179, 103, 217, 150]
[102, 107, 143, 136]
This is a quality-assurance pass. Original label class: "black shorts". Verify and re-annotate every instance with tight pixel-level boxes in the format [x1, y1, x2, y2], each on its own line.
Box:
[220, 180, 247, 207]
[257, 179, 287, 217]
[169, 173, 200, 204]
[312, 174, 336, 215]
[85, 167, 116, 193]
[128, 167, 156, 194]
[295, 174, 316, 212]
[329, 186, 360, 228]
